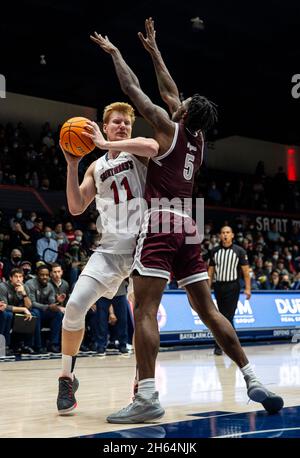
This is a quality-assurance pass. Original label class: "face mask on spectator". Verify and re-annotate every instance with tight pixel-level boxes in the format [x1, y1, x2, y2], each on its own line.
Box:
[16, 212, 22, 219]
[273, 254, 279, 260]
[249, 272, 254, 278]
[12, 256, 21, 263]
[57, 239, 64, 245]
[54, 159, 59, 165]
[23, 268, 31, 276]
[287, 255, 292, 261]
[31, 216, 36, 222]
[45, 231, 52, 238]
[237, 237, 243, 243]
[76, 236, 82, 242]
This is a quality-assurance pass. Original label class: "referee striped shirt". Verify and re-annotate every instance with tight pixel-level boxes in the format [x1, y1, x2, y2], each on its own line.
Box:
[209, 244, 249, 282]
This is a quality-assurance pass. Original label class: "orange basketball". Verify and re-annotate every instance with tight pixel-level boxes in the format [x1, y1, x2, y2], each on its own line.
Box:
[59, 117, 96, 157]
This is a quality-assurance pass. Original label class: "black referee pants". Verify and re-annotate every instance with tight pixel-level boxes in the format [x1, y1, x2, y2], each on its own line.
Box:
[213, 280, 240, 350]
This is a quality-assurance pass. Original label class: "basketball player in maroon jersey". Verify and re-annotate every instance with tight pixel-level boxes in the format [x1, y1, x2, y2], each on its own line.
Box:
[91, 22, 283, 423]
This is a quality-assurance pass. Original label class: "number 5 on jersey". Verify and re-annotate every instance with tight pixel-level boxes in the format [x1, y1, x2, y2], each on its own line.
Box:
[183, 153, 195, 181]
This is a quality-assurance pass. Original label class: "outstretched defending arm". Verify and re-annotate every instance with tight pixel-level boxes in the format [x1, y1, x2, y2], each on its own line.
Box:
[91, 32, 141, 89]
[138, 17, 181, 115]
[90, 32, 173, 136]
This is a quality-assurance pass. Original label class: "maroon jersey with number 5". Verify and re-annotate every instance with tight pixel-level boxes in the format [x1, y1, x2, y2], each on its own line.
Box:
[144, 121, 204, 203]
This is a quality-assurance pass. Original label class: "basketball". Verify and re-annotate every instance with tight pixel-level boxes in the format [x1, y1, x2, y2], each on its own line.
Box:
[59, 116, 96, 157]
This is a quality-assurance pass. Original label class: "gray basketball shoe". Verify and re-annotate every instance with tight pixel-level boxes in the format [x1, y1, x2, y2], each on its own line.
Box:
[107, 391, 165, 424]
[244, 375, 284, 414]
[57, 375, 79, 415]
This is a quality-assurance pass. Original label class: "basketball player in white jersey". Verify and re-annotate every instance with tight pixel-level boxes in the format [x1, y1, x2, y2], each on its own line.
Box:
[57, 102, 158, 414]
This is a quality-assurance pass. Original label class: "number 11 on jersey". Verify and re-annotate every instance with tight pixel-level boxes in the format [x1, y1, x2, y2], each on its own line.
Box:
[110, 177, 134, 204]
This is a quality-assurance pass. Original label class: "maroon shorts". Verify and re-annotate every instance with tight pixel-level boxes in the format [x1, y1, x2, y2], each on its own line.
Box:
[132, 211, 208, 287]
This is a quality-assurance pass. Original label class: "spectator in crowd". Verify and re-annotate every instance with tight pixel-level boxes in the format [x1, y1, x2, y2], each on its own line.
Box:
[25, 211, 37, 231]
[36, 226, 58, 263]
[291, 272, 300, 290]
[0, 300, 14, 355]
[10, 221, 34, 261]
[0, 267, 34, 354]
[29, 217, 44, 244]
[65, 230, 89, 288]
[279, 274, 291, 290]
[26, 265, 63, 353]
[49, 263, 69, 307]
[3, 248, 23, 279]
[20, 260, 35, 282]
[10, 208, 26, 231]
[93, 281, 129, 355]
[53, 223, 68, 244]
[64, 221, 76, 244]
[269, 270, 281, 290]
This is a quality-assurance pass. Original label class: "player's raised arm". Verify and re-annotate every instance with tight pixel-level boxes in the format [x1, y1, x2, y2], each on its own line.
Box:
[91, 32, 141, 89]
[138, 17, 181, 115]
[90, 33, 173, 135]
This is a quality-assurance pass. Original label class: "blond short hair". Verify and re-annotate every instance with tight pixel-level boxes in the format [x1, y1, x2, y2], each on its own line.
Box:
[103, 102, 135, 125]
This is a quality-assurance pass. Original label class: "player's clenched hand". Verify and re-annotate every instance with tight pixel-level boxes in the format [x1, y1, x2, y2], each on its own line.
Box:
[82, 121, 107, 150]
[138, 17, 158, 54]
[90, 32, 118, 54]
[59, 141, 82, 165]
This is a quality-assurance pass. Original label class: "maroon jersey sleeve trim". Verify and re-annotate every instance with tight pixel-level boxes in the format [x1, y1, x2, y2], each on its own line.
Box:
[152, 122, 179, 165]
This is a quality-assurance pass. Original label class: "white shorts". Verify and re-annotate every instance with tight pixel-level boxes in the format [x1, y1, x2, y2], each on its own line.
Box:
[80, 251, 133, 299]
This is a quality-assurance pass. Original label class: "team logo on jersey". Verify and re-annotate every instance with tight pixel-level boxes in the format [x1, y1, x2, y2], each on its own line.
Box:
[100, 160, 134, 182]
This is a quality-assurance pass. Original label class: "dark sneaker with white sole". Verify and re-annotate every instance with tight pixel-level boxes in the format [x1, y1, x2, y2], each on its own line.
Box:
[244, 375, 284, 414]
[107, 391, 165, 424]
[57, 375, 79, 415]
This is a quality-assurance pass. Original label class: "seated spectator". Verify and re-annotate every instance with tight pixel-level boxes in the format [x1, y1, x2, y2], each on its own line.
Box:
[49, 263, 69, 307]
[29, 217, 44, 244]
[20, 260, 35, 282]
[276, 259, 290, 276]
[36, 226, 58, 263]
[64, 221, 76, 244]
[269, 270, 281, 290]
[0, 300, 14, 355]
[93, 281, 129, 355]
[9, 208, 26, 231]
[26, 265, 63, 353]
[65, 230, 89, 288]
[240, 267, 260, 291]
[25, 211, 37, 231]
[279, 274, 291, 290]
[53, 223, 68, 244]
[291, 272, 300, 290]
[10, 221, 34, 262]
[0, 268, 34, 354]
[3, 248, 23, 280]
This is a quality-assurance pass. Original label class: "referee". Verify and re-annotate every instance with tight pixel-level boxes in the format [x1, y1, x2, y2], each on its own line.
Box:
[208, 226, 251, 355]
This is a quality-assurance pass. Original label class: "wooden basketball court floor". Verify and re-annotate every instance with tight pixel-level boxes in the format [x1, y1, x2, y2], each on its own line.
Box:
[1, 342, 300, 438]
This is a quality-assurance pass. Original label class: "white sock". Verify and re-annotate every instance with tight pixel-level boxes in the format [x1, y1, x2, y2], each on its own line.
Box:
[240, 363, 258, 381]
[137, 378, 156, 399]
[61, 354, 76, 379]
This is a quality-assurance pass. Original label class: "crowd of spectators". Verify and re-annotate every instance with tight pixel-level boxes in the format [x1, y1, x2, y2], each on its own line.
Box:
[1, 121, 299, 213]
[1, 121, 300, 356]
[0, 207, 129, 356]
